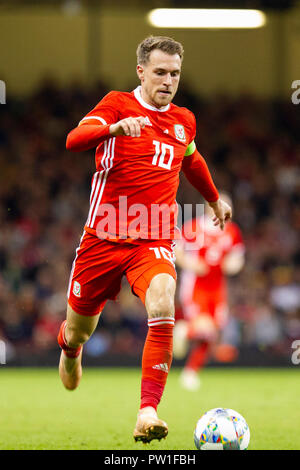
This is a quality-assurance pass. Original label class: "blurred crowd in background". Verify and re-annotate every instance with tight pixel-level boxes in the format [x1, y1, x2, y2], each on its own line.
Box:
[0, 79, 299, 365]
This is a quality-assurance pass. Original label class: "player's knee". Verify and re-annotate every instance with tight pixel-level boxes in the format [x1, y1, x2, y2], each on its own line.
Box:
[147, 296, 175, 319]
[146, 274, 176, 319]
[65, 325, 91, 348]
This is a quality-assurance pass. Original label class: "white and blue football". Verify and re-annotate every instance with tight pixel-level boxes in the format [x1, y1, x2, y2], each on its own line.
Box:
[194, 407, 250, 450]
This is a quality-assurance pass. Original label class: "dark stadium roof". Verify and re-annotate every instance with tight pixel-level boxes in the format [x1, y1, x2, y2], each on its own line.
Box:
[0, 0, 295, 10]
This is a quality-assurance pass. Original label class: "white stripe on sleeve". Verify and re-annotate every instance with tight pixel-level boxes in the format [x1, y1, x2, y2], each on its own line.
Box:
[79, 116, 108, 126]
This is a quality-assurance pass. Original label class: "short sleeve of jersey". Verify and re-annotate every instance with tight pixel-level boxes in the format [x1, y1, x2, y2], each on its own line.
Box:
[79, 91, 121, 126]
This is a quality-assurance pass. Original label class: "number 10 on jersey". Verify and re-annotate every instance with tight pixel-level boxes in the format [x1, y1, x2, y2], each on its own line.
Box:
[152, 140, 174, 170]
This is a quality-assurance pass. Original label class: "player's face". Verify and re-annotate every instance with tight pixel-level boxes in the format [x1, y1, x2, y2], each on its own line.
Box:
[137, 49, 181, 109]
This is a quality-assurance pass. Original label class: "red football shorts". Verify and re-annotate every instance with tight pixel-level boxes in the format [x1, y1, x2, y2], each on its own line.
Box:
[182, 288, 228, 330]
[67, 231, 177, 316]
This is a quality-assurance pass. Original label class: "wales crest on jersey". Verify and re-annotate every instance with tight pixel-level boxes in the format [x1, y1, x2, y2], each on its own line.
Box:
[73, 281, 81, 297]
[174, 124, 186, 142]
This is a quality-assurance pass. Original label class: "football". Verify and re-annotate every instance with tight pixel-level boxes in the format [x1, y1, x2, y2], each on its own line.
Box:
[194, 407, 250, 450]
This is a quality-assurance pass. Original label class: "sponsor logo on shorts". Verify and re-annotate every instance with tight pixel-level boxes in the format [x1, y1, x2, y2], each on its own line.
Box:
[149, 246, 175, 265]
[73, 281, 81, 297]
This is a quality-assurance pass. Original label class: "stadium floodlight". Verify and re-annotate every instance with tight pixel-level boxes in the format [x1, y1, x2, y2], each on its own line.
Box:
[147, 9, 266, 29]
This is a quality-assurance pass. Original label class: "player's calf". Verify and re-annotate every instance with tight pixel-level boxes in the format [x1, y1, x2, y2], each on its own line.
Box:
[57, 320, 83, 390]
[139, 274, 175, 413]
[57, 320, 83, 358]
[132, 273, 176, 442]
[57, 305, 101, 390]
[58, 348, 82, 391]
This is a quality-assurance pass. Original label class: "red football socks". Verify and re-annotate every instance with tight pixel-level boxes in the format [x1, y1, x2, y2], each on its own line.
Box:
[57, 320, 82, 358]
[140, 317, 175, 411]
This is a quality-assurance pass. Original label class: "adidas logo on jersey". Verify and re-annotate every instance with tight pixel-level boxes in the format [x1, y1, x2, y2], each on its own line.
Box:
[152, 363, 169, 373]
[144, 116, 152, 126]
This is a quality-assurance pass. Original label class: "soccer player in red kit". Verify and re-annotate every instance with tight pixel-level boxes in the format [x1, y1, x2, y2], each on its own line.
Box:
[174, 194, 245, 391]
[57, 36, 232, 443]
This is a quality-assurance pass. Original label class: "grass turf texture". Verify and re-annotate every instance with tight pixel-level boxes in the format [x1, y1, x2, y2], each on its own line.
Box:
[0, 367, 299, 450]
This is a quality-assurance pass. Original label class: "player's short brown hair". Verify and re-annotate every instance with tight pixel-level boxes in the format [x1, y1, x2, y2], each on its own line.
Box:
[136, 36, 184, 65]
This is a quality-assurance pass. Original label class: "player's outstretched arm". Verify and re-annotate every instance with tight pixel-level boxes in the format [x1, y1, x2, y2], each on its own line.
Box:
[182, 149, 219, 203]
[182, 148, 232, 230]
[66, 123, 111, 152]
[66, 116, 146, 152]
[222, 248, 245, 275]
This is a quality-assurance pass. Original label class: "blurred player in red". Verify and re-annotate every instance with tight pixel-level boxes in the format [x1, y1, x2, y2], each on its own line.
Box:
[57, 36, 232, 442]
[174, 193, 244, 391]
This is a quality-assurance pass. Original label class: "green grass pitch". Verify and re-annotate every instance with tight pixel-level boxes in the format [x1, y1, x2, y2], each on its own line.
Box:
[0, 367, 299, 450]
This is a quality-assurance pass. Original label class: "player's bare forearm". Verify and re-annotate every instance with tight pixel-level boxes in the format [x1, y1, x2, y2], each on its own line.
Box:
[221, 251, 245, 275]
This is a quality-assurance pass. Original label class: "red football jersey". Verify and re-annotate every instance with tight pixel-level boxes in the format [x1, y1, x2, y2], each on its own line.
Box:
[179, 216, 244, 304]
[79, 86, 196, 241]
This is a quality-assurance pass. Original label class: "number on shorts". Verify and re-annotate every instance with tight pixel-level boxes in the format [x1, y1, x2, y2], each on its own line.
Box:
[149, 246, 174, 264]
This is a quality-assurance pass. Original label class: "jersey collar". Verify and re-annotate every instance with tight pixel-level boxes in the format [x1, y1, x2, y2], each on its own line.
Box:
[133, 86, 170, 112]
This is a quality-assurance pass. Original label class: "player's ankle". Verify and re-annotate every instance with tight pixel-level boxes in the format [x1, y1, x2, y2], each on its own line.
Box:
[139, 406, 157, 417]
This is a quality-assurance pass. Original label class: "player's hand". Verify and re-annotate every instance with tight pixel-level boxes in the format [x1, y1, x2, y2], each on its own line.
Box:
[109, 116, 146, 138]
[208, 198, 232, 231]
